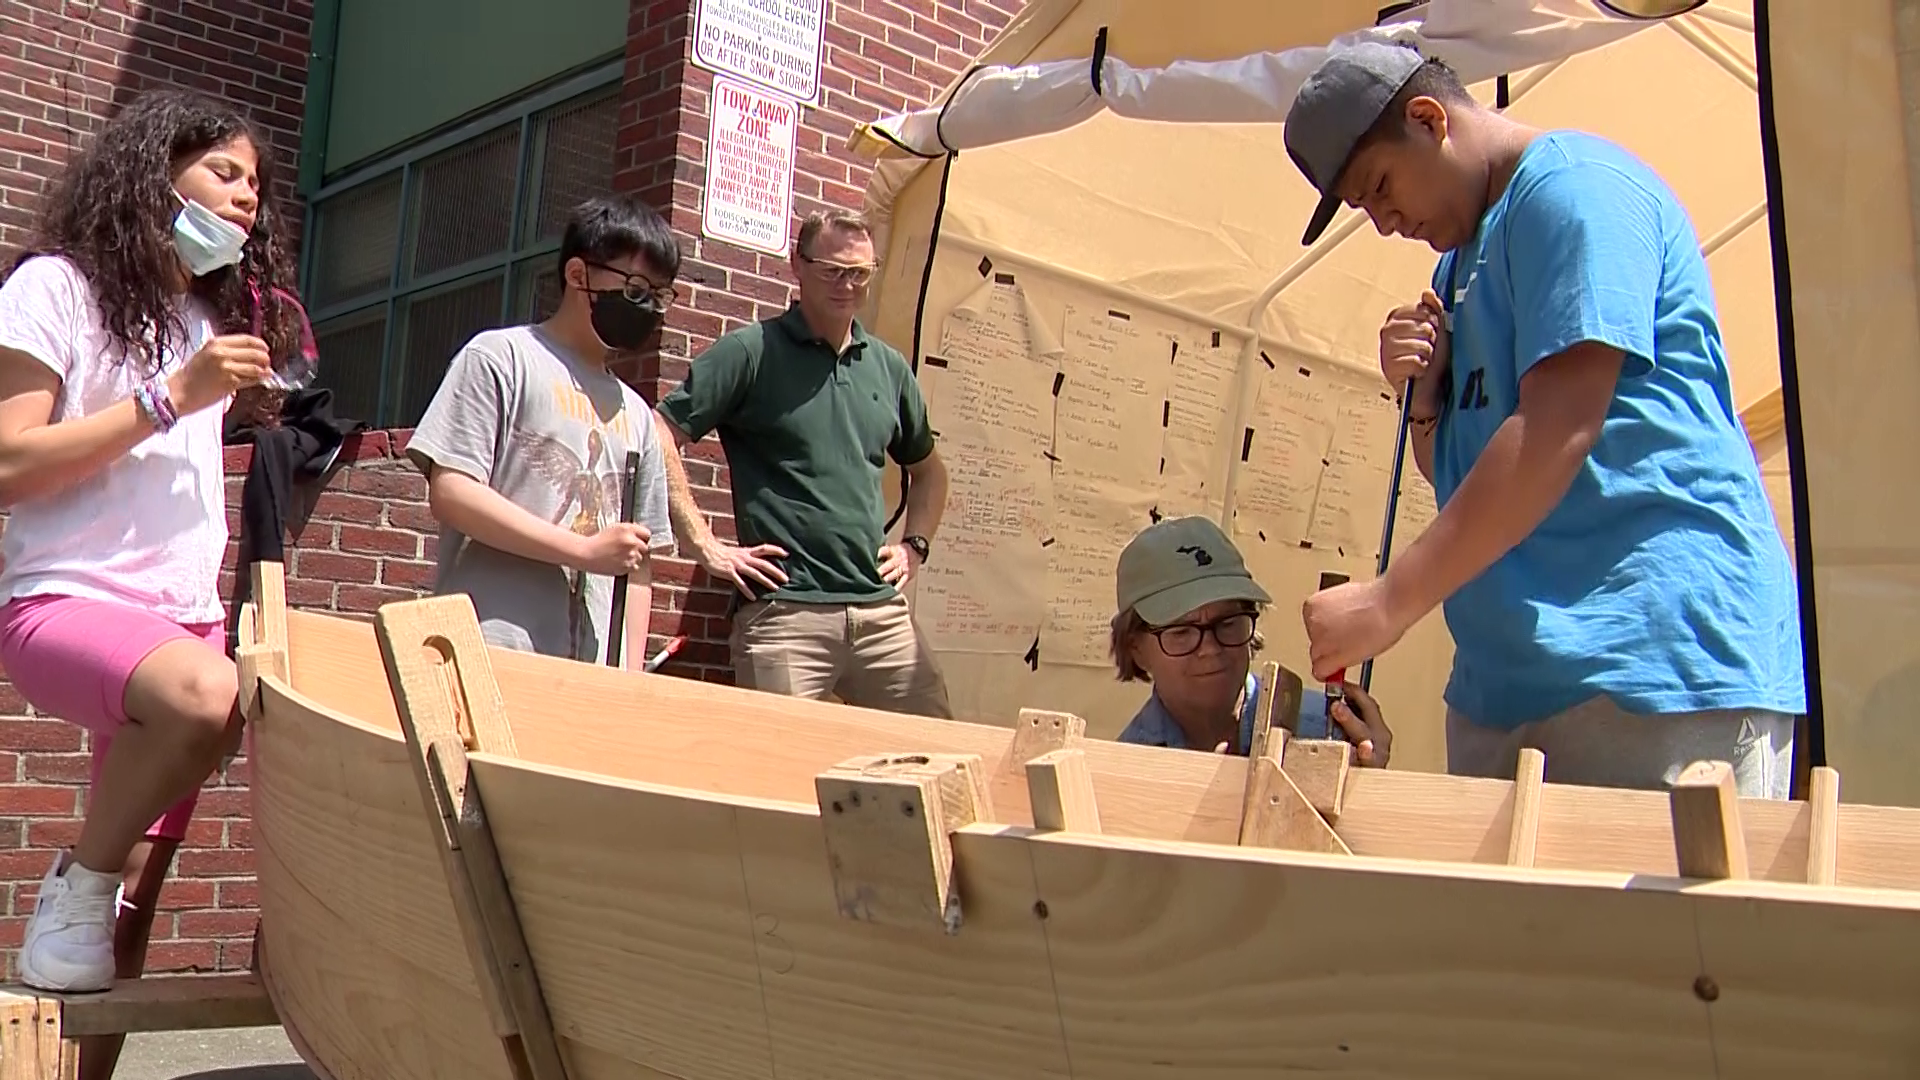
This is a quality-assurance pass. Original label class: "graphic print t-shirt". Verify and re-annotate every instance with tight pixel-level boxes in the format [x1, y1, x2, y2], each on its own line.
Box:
[406, 324, 673, 666]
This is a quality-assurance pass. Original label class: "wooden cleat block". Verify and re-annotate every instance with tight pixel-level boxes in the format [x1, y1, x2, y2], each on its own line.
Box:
[817, 753, 990, 934]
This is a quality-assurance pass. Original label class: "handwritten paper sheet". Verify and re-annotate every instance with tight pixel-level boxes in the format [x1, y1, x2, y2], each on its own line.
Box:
[1397, 468, 1439, 537]
[926, 276, 1060, 457]
[1233, 363, 1333, 545]
[915, 429, 1052, 653]
[1304, 384, 1399, 557]
[913, 275, 1060, 654]
[1159, 333, 1236, 519]
[1041, 465, 1157, 667]
[1055, 304, 1170, 485]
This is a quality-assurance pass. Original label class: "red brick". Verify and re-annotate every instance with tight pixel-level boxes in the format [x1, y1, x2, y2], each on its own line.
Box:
[158, 880, 219, 911]
[309, 491, 384, 525]
[177, 849, 254, 878]
[338, 523, 421, 558]
[335, 584, 415, 614]
[142, 940, 221, 974]
[177, 910, 262, 939]
[0, 720, 82, 753]
[220, 937, 255, 970]
[292, 550, 380, 584]
[21, 752, 90, 784]
[0, 786, 77, 817]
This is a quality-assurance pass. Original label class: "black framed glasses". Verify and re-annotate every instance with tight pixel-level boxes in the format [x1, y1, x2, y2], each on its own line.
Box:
[1147, 610, 1258, 657]
[587, 261, 680, 306]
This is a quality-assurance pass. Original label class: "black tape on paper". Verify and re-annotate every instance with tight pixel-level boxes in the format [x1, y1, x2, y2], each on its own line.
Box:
[1161, 401, 1170, 427]
[1108, 309, 1130, 321]
[1149, 506, 1163, 524]
[994, 271, 1016, 285]
[1040, 536, 1057, 548]
[977, 257, 993, 277]
[1025, 637, 1041, 671]
[1212, 330, 1221, 348]
[1240, 427, 1255, 462]
[1260, 351, 1275, 370]
[923, 355, 950, 369]
[1298, 366, 1312, 378]
[1052, 372, 1065, 396]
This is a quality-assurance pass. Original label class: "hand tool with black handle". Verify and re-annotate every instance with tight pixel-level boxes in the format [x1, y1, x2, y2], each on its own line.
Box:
[606, 449, 644, 669]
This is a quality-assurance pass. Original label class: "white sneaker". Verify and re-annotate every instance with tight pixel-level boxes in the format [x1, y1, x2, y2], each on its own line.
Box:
[18, 850, 119, 993]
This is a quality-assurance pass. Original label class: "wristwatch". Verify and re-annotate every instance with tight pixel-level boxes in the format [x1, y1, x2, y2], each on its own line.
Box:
[902, 534, 931, 564]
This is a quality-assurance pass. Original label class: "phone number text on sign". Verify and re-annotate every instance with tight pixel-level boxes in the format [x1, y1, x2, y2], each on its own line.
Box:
[693, 0, 825, 104]
[701, 75, 799, 257]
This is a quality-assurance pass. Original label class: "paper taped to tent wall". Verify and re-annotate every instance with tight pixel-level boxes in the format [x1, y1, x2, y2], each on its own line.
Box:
[832, 0, 1920, 806]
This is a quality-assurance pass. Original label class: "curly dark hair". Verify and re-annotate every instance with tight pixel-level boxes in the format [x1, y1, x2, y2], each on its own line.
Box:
[7, 88, 303, 378]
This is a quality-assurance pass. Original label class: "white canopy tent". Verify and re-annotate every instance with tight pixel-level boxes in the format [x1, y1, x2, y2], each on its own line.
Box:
[838, 0, 1917, 805]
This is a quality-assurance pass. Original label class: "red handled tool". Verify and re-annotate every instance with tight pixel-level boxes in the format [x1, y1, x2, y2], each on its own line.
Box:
[1316, 570, 1350, 742]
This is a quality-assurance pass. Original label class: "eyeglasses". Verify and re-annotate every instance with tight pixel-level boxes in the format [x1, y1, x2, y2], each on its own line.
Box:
[800, 256, 877, 287]
[587, 261, 680, 306]
[1146, 611, 1258, 657]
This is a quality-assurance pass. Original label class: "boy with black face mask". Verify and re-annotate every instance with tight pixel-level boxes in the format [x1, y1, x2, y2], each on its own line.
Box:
[406, 195, 679, 667]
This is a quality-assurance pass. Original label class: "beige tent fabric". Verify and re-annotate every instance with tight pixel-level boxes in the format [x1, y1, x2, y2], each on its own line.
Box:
[847, 1, 1822, 784]
[1762, 0, 1920, 808]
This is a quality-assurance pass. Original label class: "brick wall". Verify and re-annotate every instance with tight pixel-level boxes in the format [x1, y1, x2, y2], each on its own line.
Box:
[0, 0, 1024, 980]
[616, 0, 1026, 681]
[0, 0, 310, 255]
[0, 0, 312, 977]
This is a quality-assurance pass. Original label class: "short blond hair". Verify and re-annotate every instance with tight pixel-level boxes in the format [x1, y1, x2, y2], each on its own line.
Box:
[793, 208, 872, 259]
[1109, 602, 1265, 683]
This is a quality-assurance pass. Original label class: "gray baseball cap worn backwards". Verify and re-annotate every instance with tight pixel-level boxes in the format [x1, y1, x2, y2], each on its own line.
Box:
[1285, 40, 1428, 246]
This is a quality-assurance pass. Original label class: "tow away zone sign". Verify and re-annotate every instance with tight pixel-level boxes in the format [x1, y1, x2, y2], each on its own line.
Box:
[701, 74, 799, 257]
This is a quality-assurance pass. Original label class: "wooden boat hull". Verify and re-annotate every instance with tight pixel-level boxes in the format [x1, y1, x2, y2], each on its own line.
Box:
[235, 571, 1920, 1079]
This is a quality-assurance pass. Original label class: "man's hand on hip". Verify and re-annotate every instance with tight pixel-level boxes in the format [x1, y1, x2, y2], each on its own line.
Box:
[696, 537, 789, 596]
[877, 542, 921, 586]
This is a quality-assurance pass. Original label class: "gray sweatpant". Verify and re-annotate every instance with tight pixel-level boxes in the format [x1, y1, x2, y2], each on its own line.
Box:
[1446, 695, 1796, 799]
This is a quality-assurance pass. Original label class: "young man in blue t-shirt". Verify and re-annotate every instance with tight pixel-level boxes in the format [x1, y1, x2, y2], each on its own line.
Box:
[1281, 42, 1804, 797]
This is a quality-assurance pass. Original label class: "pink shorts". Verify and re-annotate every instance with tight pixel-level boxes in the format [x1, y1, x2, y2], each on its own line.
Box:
[0, 593, 226, 843]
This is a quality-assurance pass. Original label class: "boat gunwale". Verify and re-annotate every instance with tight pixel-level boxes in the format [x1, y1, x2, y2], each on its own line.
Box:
[457, 748, 1920, 914]
[248, 588, 1920, 896]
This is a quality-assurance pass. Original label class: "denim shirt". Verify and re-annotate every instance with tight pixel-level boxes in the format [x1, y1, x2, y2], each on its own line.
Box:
[1116, 673, 1332, 754]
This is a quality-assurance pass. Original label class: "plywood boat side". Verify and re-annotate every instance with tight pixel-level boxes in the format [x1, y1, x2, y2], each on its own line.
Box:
[273, 594, 1920, 888]
[471, 750, 1920, 1078]
[237, 571, 1920, 1078]
[245, 673, 519, 1080]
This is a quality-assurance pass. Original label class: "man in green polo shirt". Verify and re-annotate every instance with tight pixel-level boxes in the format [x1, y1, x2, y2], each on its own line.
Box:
[654, 208, 954, 718]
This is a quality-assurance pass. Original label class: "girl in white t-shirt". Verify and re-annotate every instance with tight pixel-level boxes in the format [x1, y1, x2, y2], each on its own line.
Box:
[0, 89, 301, 995]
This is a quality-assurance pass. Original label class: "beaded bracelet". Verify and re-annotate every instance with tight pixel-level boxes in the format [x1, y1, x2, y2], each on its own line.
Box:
[148, 375, 179, 429]
[133, 377, 177, 433]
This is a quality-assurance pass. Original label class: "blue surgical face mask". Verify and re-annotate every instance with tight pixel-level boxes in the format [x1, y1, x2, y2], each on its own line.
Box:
[171, 191, 249, 276]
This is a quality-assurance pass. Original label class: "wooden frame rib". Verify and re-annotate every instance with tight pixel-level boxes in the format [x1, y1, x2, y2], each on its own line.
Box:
[374, 594, 571, 1080]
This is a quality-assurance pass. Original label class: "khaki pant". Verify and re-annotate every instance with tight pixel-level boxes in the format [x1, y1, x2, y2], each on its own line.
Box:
[728, 594, 953, 719]
[1447, 695, 1796, 799]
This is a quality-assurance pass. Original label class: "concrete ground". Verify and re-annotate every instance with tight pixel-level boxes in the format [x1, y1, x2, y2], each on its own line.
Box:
[109, 1027, 313, 1080]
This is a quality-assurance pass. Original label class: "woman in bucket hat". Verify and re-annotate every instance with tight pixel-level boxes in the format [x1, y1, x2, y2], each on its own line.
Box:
[1109, 515, 1391, 765]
